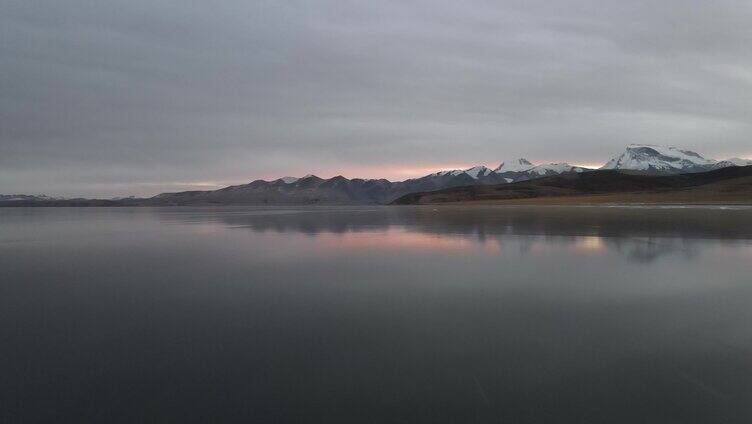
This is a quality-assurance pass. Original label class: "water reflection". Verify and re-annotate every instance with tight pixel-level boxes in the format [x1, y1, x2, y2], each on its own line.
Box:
[154, 205, 752, 264]
[157, 204, 752, 237]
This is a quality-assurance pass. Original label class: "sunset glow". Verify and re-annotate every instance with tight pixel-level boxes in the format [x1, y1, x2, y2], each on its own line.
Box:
[256, 163, 486, 182]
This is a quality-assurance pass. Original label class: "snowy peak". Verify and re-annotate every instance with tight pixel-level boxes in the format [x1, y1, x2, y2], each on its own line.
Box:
[464, 166, 492, 179]
[495, 158, 533, 173]
[424, 160, 583, 183]
[278, 176, 299, 184]
[601, 144, 716, 171]
[528, 163, 586, 176]
[716, 157, 752, 168]
[428, 169, 466, 178]
[300, 174, 323, 180]
[427, 165, 491, 180]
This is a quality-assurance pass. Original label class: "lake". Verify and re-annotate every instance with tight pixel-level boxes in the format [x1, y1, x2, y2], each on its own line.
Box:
[2, 206, 751, 423]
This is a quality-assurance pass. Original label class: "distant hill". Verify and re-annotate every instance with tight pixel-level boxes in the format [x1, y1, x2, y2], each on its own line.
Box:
[391, 165, 752, 205]
[0, 194, 63, 202]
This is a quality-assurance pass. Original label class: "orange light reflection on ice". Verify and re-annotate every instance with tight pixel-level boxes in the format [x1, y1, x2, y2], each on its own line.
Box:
[313, 229, 499, 253]
[574, 236, 606, 252]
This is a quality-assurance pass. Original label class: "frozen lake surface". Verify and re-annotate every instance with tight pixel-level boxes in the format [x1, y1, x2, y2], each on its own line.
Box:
[2, 205, 751, 423]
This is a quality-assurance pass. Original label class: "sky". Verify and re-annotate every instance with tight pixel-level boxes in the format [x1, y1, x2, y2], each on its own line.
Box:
[2, 0, 752, 197]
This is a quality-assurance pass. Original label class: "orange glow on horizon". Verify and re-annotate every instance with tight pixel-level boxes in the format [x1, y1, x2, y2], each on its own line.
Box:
[259, 163, 490, 182]
[256, 161, 605, 182]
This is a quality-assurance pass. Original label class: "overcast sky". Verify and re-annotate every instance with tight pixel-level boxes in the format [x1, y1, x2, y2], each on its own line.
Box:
[2, 0, 751, 197]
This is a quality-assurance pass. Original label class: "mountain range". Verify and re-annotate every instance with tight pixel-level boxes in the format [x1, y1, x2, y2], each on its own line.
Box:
[147, 161, 589, 205]
[393, 161, 752, 205]
[602, 145, 751, 172]
[2, 145, 750, 206]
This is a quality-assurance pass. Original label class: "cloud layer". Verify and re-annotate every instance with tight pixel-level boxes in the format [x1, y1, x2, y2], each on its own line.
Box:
[2, 0, 751, 196]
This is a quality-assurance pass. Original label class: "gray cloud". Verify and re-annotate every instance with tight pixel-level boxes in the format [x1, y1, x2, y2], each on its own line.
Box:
[1, 0, 751, 196]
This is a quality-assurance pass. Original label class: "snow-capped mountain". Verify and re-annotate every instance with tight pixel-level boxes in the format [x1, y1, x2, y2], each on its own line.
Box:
[464, 166, 493, 179]
[492, 159, 587, 180]
[601, 145, 717, 172]
[601, 144, 752, 173]
[712, 157, 752, 169]
[429, 166, 491, 180]
[724, 157, 752, 166]
[527, 163, 586, 176]
[495, 158, 534, 173]
[429, 169, 466, 178]
[425, 161, 582, 183]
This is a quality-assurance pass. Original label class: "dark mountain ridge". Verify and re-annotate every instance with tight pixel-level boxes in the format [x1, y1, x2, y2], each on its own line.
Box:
[149, 173, 488, 205]
[392, 165, 752, 205]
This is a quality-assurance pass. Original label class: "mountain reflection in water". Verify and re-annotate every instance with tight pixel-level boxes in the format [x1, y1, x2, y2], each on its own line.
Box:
[154, 205, 752, 264]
